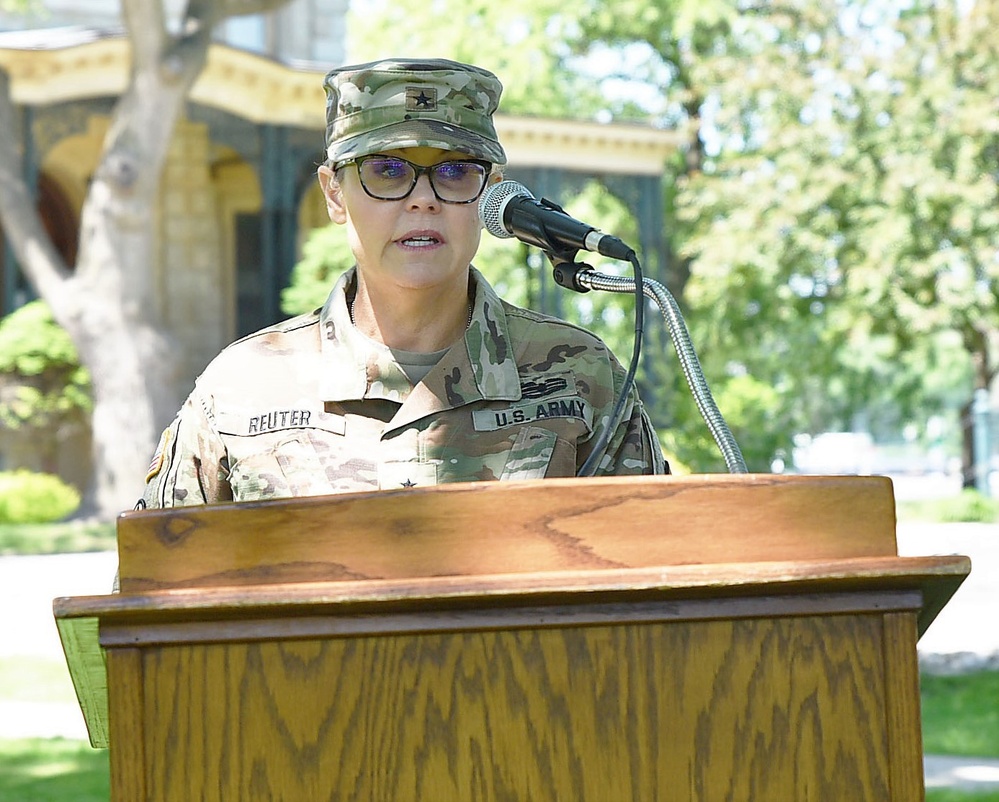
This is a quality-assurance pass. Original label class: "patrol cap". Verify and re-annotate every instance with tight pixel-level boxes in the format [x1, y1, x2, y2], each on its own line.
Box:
[323, 58, 507, 166]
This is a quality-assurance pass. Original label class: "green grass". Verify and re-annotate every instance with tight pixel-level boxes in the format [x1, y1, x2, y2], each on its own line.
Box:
[897, 490, 999, 524]
[927, 792, 999, 802]
[0, 738, 110, 801]
[0, 520, 116, 556]
[922, 671, 999, 758]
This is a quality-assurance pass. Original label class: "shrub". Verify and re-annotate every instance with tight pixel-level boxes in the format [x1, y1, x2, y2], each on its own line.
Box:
[0, 470, 80, 524]
[281, 224, 354, 316]
[937, 489, 999, 523]
[0, 300, 92, 428]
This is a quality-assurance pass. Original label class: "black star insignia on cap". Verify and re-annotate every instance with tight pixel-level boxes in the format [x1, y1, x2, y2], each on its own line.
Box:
[406, 86, 438, 111]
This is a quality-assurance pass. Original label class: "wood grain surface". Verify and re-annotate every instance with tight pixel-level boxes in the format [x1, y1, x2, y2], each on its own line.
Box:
[52, 474, 965, 800]
[108, 613, 904, 801]
[116, 474, 898, 592]
[56, 552, 969, 753]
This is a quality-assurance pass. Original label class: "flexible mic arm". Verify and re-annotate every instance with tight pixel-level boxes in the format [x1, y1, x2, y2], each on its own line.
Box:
[554, 256, 748, 474]
[479, 179, 746, 472]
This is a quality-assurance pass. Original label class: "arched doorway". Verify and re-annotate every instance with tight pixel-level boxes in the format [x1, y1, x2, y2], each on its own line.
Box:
[0, 171, 80, 313]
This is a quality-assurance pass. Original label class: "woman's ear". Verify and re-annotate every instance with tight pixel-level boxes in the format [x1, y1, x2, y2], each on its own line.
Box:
[317, 164, 347, 224]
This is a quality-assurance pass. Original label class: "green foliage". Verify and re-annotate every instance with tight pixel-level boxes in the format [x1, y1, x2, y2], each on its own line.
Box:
[280, 224, 354, 316]
[0, 470, 80, 524]
[0, 300, 92, 430]
[0, 301, 79, 374]
[922, 671, 999, 758]
[0, 0, 39, 12]
[896, 491, 999, 524]
[675, 0, 999, 470]
[347, 0, 605, 119]
[333, 0, 999, 473]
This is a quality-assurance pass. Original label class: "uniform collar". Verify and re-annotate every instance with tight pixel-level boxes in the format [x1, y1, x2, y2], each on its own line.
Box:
[318, 267, 522, 408]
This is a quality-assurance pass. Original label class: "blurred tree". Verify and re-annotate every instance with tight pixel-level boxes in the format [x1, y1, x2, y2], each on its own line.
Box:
[346, 0, 604, 118]
[679, 0, 999, 479]
[0, 0, 291, 519]
[324, 0, 999, 475]
[565, 0, 786, 469]
[281, 224, 354, 315]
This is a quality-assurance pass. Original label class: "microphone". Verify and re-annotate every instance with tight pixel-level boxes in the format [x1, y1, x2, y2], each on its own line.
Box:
[479, 180, 635, 262]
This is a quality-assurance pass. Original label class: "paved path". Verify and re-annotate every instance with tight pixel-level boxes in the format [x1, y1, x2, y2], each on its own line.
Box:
[895, 521, 999, 657]
[925, 754, 999, 791]
[1, 523, 997, 791]
[0, 550, 118, 740]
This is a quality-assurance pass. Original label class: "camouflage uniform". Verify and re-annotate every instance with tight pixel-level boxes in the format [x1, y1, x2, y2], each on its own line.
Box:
[143, 268, 666, 507]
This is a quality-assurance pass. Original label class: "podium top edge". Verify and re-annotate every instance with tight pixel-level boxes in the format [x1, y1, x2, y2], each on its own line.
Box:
[54, 554, 969, 620]
[117, 473, 894, 521]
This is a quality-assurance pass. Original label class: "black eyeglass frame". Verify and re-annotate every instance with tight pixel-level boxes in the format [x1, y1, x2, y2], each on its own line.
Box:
[336, 154, 493, 204]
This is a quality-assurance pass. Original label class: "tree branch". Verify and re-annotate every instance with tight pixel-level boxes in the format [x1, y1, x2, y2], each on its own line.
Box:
[122, 0, 168, 74]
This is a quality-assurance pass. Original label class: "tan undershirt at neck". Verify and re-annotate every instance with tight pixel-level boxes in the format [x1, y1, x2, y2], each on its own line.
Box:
[390, 346, 449, 386]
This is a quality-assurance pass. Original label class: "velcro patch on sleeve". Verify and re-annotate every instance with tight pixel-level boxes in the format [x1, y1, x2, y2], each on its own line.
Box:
[145, 427, 172, 483]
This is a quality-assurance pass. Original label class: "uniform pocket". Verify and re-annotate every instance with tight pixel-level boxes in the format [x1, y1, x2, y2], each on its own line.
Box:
[228, 429, 377, 501]
[499, 427, 558, 481]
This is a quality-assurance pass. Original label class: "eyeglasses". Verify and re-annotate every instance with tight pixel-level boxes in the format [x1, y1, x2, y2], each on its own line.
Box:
[339, 155, 492, 204]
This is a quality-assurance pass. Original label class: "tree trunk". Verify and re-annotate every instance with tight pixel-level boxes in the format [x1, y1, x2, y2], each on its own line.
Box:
[959, 330, 995, 491]
[0, 0, 293, 519]
[68, 285, 183, 517]
[960, 396, 975, 489]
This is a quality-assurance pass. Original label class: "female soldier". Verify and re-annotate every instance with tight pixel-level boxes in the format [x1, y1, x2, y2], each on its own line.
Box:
[142, 57, 665, 507]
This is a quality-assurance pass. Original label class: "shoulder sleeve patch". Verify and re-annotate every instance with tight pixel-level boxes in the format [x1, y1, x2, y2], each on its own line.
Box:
[145, 427, 173, 483]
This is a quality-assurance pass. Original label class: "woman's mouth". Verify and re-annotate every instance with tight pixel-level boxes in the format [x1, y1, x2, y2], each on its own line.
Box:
[399, 232, 443, 248]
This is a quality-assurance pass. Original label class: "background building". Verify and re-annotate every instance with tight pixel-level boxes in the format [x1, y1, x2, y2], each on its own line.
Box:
[0, 1, 677, 490]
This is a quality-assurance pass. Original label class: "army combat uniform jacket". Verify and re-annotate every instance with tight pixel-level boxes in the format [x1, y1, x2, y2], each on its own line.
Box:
[143, 268, 666, 507]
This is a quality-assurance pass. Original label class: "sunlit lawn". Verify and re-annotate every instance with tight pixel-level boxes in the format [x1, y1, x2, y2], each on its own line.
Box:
[922, 672, 999, 758]
[927, 792, 999, 802]
[0, 738, 110, 802]
[0, 654, 108, 800]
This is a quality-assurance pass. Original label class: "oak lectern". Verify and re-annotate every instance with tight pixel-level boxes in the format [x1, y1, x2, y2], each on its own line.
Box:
[54, 474, 970, 801]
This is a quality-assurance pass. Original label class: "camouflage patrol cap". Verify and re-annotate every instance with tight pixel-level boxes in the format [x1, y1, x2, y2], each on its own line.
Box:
[323, 58, 507, 166]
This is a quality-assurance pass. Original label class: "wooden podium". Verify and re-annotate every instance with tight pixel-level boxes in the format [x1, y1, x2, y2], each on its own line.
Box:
[54, 475, 970, 801]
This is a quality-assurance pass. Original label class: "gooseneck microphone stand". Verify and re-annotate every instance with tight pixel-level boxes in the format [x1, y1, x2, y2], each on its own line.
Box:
[546, 249, 748, 476]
